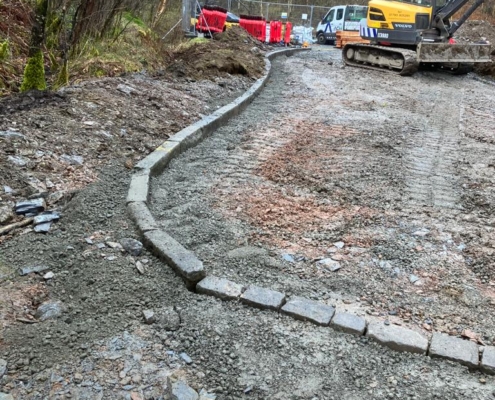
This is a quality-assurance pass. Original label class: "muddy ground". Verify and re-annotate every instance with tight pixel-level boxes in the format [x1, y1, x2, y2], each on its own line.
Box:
[1, 48, 495, 399]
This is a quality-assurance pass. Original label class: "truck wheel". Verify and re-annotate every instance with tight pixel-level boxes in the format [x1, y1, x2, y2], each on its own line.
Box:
[317, 33, 326, 44]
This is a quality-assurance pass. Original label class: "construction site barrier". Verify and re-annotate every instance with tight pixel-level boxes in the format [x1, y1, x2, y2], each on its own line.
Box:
[240, 15, 266, 42]
[196, 6, 228, 34]
[269, 20, 282, 43]
[284, 22, 292, 44]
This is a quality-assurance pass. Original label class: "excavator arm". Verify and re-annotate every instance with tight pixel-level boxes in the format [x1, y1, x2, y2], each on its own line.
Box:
[432, 0, 484, 38]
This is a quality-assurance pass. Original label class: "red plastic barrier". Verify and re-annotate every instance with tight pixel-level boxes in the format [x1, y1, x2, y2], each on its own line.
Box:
[269, 21, 282, 43]
[240, 15, 266, 42]
[284, 22, 292, 44]
[196, 6, 228, 33]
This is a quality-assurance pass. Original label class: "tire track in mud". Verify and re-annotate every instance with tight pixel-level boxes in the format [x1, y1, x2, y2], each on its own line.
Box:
[215, 128, 294, 184]
[402, 89, 462, 209]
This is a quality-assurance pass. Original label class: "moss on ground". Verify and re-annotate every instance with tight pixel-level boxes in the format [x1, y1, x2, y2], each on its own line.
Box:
[20, 49, 46, 92]
[0, 41, 9, 61]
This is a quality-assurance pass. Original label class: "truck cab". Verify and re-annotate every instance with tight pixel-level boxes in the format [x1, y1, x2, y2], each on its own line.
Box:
[316, 5, 368, 44]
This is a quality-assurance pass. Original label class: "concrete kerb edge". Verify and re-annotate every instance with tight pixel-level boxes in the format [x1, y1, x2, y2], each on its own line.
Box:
[126, 47, 492, 374]
[126, 48, 309, 282]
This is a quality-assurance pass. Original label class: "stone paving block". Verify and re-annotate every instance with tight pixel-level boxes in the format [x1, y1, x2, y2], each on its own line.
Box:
[240, 285, 286, 311]
[135, 140, 180, 175]
[127, 201, 158, 233]
[126, 171, 150, 204]
[168, 124, 206, 153]
[144, 230, 205, 284]
[196, 276, 244, 300]
[367, 321, 428, 354]
[429, 333, 479, 368]
[481, 346, 495, 375]
[330, 312, 367, 335]
[281, 296, 335, 326]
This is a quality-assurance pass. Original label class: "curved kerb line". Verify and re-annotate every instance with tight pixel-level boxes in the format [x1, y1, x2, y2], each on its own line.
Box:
[125, 47, 495, 375]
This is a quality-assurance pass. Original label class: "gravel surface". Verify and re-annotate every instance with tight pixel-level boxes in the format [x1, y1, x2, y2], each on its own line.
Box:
[1, 48, 495, 399]
[150, 48, 495, 345]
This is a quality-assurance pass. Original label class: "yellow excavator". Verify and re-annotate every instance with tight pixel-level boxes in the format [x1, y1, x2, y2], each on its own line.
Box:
[343, 0, 492, 75]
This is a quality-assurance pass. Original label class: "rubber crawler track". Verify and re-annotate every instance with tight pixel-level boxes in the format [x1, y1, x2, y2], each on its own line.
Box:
[343, 43, 419, 76]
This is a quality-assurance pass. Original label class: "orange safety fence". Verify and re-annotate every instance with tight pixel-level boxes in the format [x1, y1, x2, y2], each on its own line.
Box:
[240, 15, 266, 42]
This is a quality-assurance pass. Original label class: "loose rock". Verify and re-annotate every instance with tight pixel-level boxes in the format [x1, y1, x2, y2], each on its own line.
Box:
[0, 130, 25, 139]
[60, 154, 84, 165]
[317, 258, 341, 272]
[135, 261, 145, 274]
[168, 378, 199, 400]
[142, 309, 155, 324]
[43, 271, 55, 280]
[7, 155, 28, 167]
[15, 198, 46, 215]
[33, 222, 52, 233]
[0, 359, 6, 378]
[35, 300, 64, 321]
[180, 352, 193, 364]
[120, 238, 143, 256]
[0, 206, 13, 225]
[155, 306, 181, 331]
[33, 211, 61, 225]
[19, 265, 50, 276]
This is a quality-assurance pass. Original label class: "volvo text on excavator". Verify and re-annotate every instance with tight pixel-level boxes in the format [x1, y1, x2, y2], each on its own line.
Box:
[342, 0, 492, 75]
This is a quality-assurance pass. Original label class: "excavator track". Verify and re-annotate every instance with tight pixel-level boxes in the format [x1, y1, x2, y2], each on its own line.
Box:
[342, 44, 419, 76]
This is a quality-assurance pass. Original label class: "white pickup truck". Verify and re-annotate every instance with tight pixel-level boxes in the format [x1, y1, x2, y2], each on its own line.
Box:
[315, 5, 368, 45]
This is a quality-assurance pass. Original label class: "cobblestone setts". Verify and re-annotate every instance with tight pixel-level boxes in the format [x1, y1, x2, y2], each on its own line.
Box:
[143, 230, 205, 284]
[241, 285, 286, 311]
[367, 322, 428, 355]
[330, 312, 366, 335]
[429, 333, 479, 369]
[127, 48, 495, 375]
[196, 276, 244, 300]
[481, 346, 495, 374]
[281, 296, 335, 326]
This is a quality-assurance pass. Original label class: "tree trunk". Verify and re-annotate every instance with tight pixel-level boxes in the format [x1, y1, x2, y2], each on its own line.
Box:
[29, 0, 49, 57]
[152, 0, 167, 28]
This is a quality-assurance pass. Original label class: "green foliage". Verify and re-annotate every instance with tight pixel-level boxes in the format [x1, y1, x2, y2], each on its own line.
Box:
[123, 11, 147, 29]
[0, 41, 9, 61]
[20, 50, 46, 92]
[48, 51, 59, 72]
[189, 37, 209, 45]
[54, 60, 69, 89]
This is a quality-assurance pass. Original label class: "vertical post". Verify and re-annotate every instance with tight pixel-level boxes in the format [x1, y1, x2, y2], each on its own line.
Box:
[309, 5, 314, 28]
[266, 3, 270, 20]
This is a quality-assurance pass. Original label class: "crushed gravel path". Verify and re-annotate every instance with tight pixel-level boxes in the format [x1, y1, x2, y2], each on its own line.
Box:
[1, 48, 495, 399]
[150, 49, 495, 344]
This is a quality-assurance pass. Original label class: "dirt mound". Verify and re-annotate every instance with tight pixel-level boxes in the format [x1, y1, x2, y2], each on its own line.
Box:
[0, 73, 253, 244]
[166, 27, 267, 80]
[456, 20, 495, 77]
